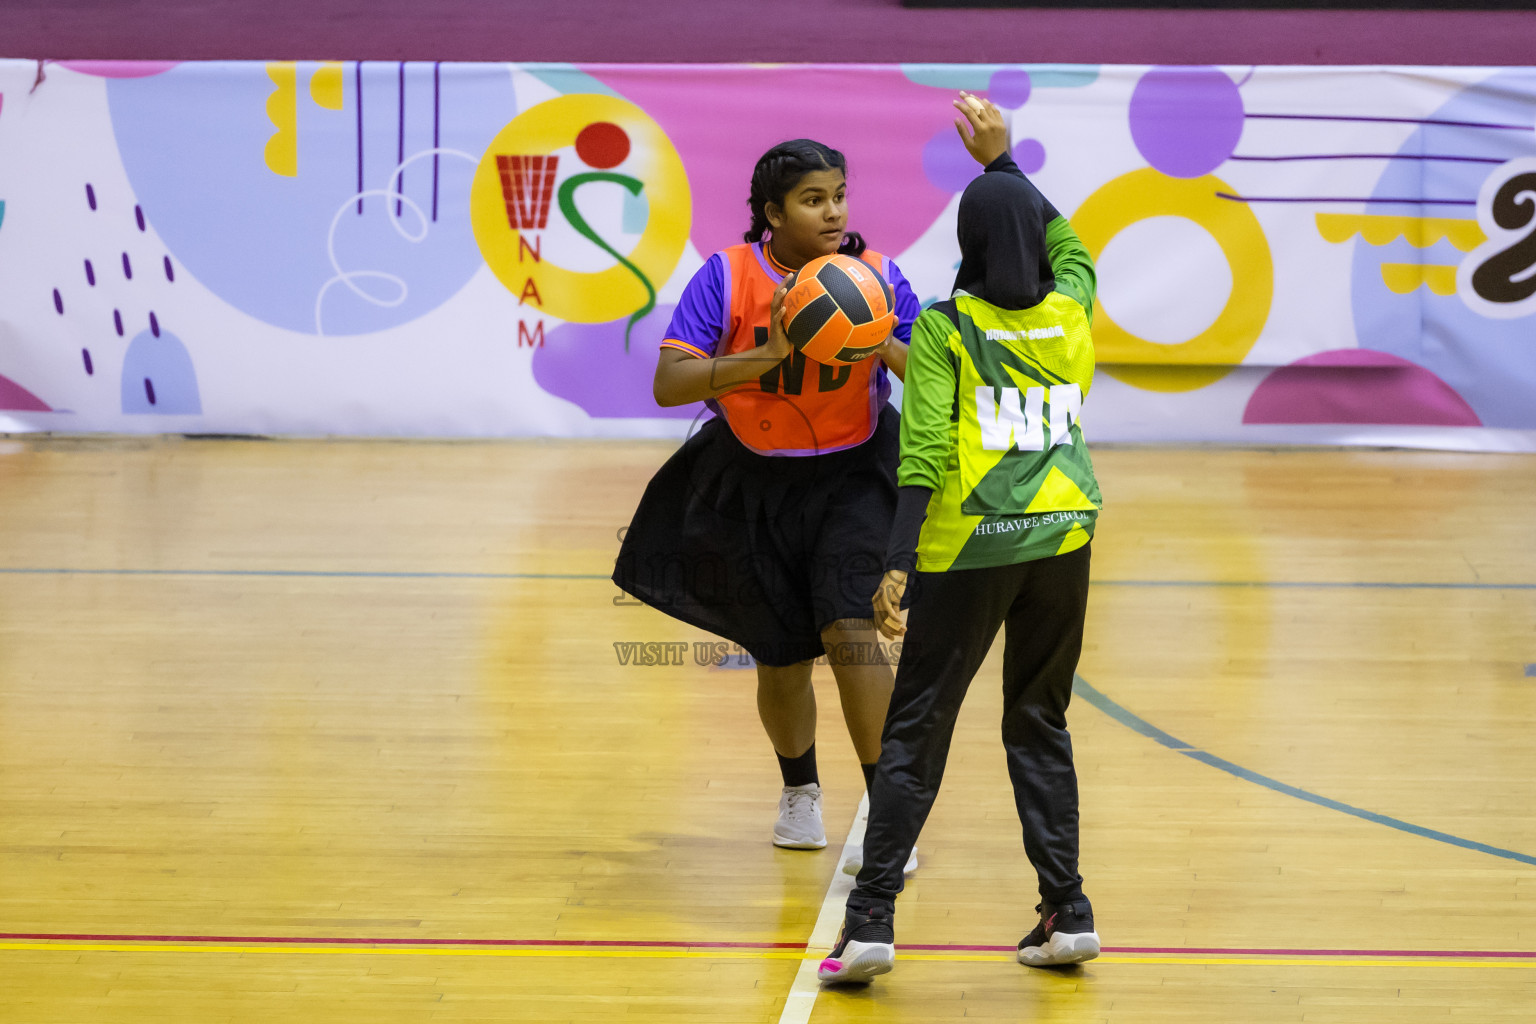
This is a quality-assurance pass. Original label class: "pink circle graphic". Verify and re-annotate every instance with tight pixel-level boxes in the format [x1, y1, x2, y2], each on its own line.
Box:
[58, 61, 182, 79]
[1243, 349, 1481, 427]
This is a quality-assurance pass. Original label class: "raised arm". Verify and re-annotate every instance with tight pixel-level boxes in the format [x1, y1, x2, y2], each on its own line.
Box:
[953, 91, 1096, 321]
[1045, 217, 1096, 322]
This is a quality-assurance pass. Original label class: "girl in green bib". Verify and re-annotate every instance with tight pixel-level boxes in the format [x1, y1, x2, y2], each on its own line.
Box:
[819, 93, 1103, 985]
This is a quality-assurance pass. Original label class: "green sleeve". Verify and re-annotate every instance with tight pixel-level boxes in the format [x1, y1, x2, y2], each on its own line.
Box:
[1046, 215, 1097, 324]
[897, 309, 959, 491]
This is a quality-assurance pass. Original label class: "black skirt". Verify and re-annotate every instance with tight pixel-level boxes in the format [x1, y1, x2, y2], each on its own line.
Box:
[613, 404, 899, 667]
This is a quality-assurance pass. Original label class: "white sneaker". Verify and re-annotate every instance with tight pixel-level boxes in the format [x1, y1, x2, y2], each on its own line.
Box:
[841, 844, 918, 876]
[772, 783, 827, 849]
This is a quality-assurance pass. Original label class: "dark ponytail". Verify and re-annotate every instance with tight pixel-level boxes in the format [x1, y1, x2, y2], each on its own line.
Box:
[743, 138, 867, 257]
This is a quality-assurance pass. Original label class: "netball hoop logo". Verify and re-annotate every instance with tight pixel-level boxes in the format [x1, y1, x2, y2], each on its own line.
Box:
[471, 94, 692, 339]
[495, 155, 560, 231]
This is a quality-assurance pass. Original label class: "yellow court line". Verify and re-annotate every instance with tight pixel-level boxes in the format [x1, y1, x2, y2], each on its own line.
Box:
[1, 943, 1530, 969]
[912, 953, 1533, 969]
[1091, 956, 1530, 970]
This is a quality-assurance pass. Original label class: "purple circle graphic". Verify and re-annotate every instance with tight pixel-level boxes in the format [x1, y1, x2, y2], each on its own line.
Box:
[988, 69, 1032, 110]
[1014, 139, 1046, 174]
[1129, 67, 1245, 179]
[922, 125, 979, 193]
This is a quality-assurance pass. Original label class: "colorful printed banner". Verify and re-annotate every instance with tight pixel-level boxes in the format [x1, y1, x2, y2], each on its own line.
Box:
[1, 60, 1534, 449]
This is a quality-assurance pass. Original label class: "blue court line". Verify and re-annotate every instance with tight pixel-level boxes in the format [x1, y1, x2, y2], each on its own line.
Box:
[0, 568, 1532, 590]
[0, 567, 609, 581]
[1072, 675, 1536, 867]
[1095, 579, 1536, 591]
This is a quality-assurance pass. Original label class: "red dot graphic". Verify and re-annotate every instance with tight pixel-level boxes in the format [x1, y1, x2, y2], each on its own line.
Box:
[576, 122, 631, 170]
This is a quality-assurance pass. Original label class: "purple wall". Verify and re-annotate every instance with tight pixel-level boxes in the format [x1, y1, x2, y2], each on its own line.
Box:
[5, 0, 1535, 66]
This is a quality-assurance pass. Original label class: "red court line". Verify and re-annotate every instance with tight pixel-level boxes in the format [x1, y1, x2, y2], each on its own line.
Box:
[0, 932, 801, 950]
[1111, 946, 1536, 959]
[3, 933, 1534, 958]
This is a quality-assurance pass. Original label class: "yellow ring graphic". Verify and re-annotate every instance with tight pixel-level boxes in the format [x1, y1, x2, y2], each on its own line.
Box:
[471, 94, 691, 324]
[1071, 168, 1273, 393]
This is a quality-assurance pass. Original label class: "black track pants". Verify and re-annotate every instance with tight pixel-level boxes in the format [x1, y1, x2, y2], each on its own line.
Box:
[851, 543, 1091, 909]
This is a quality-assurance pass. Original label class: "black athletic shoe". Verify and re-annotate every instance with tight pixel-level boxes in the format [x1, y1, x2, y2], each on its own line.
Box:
[818, 902, 896, 984]
[1017, 898, 1100, 967]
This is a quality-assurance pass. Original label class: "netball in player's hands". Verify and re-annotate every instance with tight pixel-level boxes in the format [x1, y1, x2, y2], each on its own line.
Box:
[615, 139, 922, 865]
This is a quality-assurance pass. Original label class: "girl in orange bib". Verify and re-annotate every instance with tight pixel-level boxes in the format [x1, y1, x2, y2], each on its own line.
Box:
[614, 139, 920, 856]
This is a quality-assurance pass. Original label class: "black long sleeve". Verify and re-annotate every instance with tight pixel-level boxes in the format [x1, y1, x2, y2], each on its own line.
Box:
[884, 484, 933, 574]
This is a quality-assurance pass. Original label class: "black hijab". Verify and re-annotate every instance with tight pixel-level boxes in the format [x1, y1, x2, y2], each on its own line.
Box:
[952, 154, 1058, 311]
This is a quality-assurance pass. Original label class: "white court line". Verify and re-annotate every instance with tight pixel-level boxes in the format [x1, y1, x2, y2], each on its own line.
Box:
[777, 792, 868, 1024]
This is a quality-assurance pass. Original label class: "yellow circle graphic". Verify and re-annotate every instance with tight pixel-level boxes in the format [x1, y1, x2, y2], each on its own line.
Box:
[1071, 168, 1273, 393]
[471, 94, 691, 324]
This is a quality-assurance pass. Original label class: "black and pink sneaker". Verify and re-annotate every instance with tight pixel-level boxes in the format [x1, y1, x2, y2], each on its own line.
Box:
[1017, 898, 1100, 967]
[817, 902, 895, 984]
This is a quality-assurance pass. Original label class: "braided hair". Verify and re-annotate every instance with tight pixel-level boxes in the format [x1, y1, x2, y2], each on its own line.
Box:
[743, 139, 867, 258]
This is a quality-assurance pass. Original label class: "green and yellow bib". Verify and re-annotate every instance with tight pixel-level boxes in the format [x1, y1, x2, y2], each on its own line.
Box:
[900, 291, 1102, 572]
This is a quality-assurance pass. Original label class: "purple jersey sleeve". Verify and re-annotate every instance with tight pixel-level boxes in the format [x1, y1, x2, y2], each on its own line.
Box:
[660, 253, 727, 359]
[885, 258, 921, 344]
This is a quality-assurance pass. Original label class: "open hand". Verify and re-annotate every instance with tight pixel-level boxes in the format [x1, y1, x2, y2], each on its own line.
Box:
[953, 90, 1009, 167]
[871, 569, 909, 639]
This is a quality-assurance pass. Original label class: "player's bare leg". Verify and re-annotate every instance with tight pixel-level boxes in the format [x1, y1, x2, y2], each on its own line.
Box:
[757, 661, 825, 848]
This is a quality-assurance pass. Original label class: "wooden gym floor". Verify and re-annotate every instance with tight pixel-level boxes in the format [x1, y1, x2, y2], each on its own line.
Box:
[0, 435, 1532, 1022]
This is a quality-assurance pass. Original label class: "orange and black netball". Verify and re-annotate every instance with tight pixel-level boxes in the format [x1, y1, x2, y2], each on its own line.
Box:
[780, 254, 898, 365]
